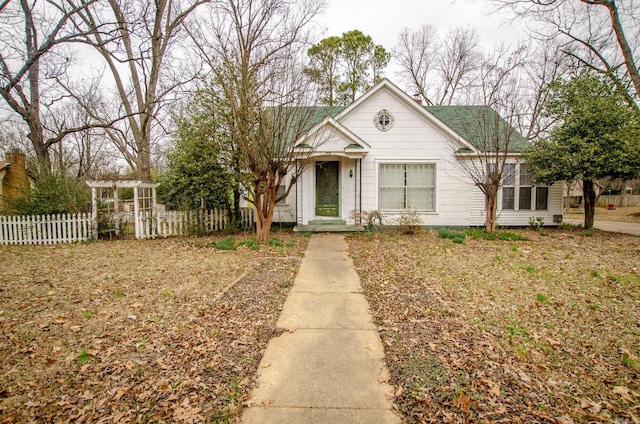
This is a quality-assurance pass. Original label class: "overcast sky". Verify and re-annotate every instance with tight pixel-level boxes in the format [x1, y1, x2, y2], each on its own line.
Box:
[318, 0, 526, 78]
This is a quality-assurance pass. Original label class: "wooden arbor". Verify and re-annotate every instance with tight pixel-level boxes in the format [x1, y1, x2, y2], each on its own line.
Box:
[86, 180, 159, 239]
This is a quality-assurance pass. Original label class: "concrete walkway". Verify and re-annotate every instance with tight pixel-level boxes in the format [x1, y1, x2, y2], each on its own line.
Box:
[242, 234, 400, 424]
[563, 219, 640, 236]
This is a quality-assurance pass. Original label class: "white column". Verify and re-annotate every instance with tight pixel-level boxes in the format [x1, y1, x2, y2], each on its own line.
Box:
[133, 186, 140, 239]
[91, 187, 98, 239]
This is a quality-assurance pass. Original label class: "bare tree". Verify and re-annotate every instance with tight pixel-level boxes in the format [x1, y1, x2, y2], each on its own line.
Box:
[189, 0, 326, 243]
[394, 25, 439, 105]
[518, 41, 568, 140]
[447, 49, 529, 233]
[47, 96, 120, 178]
[395, 25, 568, 141]
[438, 27, 482, 105]
[453, 108, 522, 233]
[67, 0, 206, 181]
[491, 0, 640, 108]
[0, 0, 96, 176]
[394, 26, 481, 105]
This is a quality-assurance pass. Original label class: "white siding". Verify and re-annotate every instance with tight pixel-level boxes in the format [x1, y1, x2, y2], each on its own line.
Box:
[286, 84, 564, 227]
[468, 180, 564, 227]
[339, 89, 473, 227]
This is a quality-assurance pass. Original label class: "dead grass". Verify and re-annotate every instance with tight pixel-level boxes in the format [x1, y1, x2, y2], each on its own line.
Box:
[348, 228, 640, 423]
[0, 231, 307, 423]
[564, 206, 640, 224]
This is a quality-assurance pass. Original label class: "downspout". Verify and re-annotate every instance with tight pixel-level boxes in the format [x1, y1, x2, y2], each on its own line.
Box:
[295, 161, 299, 225]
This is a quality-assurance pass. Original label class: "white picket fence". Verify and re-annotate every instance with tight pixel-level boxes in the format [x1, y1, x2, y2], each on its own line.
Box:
[137, 208, 256, 239]
[0, 213, 93, 245]
[0, 208, 256, 245]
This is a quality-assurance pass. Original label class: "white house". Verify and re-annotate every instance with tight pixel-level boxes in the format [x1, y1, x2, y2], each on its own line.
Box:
[272, 79, 563, 230]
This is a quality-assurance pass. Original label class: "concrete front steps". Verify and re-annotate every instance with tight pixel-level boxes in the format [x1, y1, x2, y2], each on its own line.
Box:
[293, 219, 365, 233]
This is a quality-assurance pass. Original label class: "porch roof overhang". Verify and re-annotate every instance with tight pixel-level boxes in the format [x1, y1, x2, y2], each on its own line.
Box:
[292, 116, 370, 159]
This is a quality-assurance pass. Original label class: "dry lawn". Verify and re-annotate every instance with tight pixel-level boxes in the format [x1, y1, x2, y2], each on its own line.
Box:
[0, 232, 307, 423]
[564, 206, 640, 224]
[348, 228, 640, 423]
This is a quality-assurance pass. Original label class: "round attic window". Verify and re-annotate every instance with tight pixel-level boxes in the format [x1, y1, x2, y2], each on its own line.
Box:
[374, 109, 394, 131]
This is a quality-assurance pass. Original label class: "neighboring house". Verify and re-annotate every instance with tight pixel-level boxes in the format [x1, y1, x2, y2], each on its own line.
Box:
[564, 180, 604, 208]
[0, 150, 31, 211]
[271, 79, 563, 229]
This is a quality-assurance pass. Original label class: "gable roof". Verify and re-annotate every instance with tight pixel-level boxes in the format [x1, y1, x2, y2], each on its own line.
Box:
[290, 79, 530, 154]
[294, 115, 370, 158]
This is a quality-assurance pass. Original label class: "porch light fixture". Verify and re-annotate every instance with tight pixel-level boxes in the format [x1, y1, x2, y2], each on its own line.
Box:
[349, 169, 353, 178]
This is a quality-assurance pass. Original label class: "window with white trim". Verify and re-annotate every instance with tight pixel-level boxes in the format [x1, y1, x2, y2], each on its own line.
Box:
[519, 164, 533, 210]
[501, 164, 516, 210]
[535, 186, 548, 210]
[498, 163, 548, 211]
[379, 163, 435, 211]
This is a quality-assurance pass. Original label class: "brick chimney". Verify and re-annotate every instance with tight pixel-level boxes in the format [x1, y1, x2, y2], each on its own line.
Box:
[3, 149, 30, 203]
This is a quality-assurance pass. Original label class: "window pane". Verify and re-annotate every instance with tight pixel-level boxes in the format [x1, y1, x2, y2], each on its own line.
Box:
[520, 164, 532, 186]
[502, 187, 515, 210]
[380, 187, 404, 209]
[406, 164, 434, 187]
[379, 164, 404, 209]
[519, 187, 532, 210]
[502, 164, 516, 186]
[379, 164, 404, 186]
[407, 187, 427, 209]
[379, 163, 435, 211]
[536, 187, 548, 210]
[276, 185, 287, 205]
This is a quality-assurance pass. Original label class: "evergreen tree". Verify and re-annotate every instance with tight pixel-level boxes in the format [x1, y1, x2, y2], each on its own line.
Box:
[526, 72, 640, 228]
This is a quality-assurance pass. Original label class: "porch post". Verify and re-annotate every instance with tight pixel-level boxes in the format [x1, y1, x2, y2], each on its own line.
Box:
[90, 186, 98, 239]
[151, 185, 157, 238]
[297, 161, 303, 225]
[133, 186, 140, 239]
[113, 185, 120, 236]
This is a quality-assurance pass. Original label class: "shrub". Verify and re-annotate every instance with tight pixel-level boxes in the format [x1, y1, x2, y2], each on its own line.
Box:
[438, 228, 466, 241]
[3, 172, 90, 215]
[528, 216, 545, 231]
[397, 209, 423, 235]
[351, 209, 384, 232]
[238, 237, 259, 250]
[215, 236, 236, 250]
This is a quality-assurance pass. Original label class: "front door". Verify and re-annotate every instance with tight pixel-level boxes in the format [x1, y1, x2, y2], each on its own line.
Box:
[315, 161, 339, 216]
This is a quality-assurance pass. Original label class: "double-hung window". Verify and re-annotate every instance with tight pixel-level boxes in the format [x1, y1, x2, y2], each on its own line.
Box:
[536, 187, 548, 210]
[501, 164, 516, 210]
[379, 163, 436, 211]
[499, 163, 548, 211]
[519, 165, 533, 210]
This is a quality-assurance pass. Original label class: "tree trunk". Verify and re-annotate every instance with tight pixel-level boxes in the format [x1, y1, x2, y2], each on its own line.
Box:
[598, 0, 640, 101]
[583, 179, 596, 229]
[28, 120, 51, 178]
[232, 184, 241, 224]
[485, 184, 498, 233]
[253, 190, 277, 243]
[136, 147, 152, 182]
